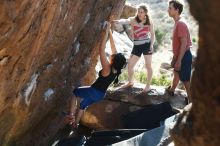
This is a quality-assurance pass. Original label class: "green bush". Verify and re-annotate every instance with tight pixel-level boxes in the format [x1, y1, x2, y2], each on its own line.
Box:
[154, 28, 166, 51]
[134, 71, 147, 83]
[151, 75, 171, 86]
[155, 28, 165, 45]
[119, 70, 171, 86]
[192, 37, 197, 43]
[119, 71, 128, 81]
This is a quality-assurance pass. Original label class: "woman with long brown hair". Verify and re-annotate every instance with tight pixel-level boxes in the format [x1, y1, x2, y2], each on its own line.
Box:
[113, 4, 155, 92]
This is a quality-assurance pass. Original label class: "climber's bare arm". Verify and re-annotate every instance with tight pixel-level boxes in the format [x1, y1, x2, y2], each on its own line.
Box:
[109, 29, 117, 55]
[99, 22, 111, 76]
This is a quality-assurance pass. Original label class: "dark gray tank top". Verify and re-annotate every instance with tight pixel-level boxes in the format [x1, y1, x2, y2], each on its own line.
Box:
[91, 69, 117, 92]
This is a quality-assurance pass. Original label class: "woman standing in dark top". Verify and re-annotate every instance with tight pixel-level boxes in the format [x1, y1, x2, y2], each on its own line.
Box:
[65, 22, 127, 128]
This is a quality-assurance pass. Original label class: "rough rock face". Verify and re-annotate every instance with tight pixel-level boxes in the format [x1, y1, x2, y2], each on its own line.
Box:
[0, 0, 125, 146]
[120, 4, 137, 19]
[82, 85, 186, 130]
[81, 4, 137, 86]
[171, 1, 220, 146]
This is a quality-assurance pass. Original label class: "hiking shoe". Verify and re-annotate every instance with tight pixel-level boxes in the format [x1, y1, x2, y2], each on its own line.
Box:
[165, 86, 174, 96]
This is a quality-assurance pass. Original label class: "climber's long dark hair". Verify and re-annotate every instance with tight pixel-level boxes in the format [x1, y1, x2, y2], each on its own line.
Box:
[135, 5, 151, 25]
[110, 53, 127, 84]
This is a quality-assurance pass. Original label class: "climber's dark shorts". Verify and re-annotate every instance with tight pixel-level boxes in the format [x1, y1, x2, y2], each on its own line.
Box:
[176, 50, 192, 82]
[131, 42, 152, 57]
[73, 86, 105, 110]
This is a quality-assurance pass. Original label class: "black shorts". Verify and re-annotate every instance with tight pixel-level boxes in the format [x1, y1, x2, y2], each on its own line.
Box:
[131, 42, 152, 57]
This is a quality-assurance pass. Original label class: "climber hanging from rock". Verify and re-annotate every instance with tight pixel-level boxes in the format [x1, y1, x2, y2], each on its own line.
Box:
[64, 21, 127, 129]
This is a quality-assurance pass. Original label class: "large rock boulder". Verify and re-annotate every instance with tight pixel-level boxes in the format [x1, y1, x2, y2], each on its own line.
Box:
[120, 4, 137, 19]
[0, 0, 125, 146]
[82, 85, 187, 130]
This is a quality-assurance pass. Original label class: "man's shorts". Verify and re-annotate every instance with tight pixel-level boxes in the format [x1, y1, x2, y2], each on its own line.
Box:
[178, 50, 192, 82]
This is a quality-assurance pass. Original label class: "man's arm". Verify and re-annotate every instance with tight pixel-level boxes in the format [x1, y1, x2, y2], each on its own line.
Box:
[99, 23, 111, 76]
[175, 36, 187, 71]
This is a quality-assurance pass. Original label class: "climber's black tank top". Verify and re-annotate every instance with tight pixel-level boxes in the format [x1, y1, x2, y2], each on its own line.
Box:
[91, 69, 117, 92]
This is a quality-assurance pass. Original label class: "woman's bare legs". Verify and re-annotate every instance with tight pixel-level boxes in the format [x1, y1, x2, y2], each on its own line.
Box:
[120, 55, 140, 88]
[143, 55, 153, 92]
[70, 96, 78, 115]
[66, 96, 81, 124]
[75, 109, 84, 125]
